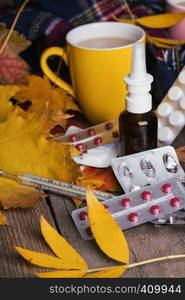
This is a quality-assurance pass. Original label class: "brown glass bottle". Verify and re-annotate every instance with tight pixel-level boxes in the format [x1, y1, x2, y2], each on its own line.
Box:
[119, 110, 158, 156]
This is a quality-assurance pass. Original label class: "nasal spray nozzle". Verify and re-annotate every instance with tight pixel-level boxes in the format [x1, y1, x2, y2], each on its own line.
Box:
[124, 42, 153, 114]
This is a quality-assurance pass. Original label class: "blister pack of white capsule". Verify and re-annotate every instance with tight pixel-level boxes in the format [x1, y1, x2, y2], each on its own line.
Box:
[52, 119, 119, 153]
[71, 178, 185, 240]
[111, 146, 184, 193]
[157, 67, 185, 145]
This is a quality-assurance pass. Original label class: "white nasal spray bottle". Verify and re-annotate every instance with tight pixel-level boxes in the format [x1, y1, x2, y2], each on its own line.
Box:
[119, 42, 158, 156]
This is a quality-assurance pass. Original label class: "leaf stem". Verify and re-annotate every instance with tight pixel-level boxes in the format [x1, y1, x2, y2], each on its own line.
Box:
[124, 0, 135, 21]
[0, 0, 29, 56]
[127, 254, 185, 269]
[86, 254, 185, 273]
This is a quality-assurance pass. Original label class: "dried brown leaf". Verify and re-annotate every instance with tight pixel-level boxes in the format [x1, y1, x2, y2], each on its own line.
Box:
[0, 43, 30, 85]
[0, 23, 31, 54]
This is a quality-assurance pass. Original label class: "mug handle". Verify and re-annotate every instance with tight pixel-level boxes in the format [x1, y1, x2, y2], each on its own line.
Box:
[40, 46, 74, 96]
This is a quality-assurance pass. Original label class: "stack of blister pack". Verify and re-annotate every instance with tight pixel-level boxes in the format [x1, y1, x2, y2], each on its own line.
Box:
[70, 145, 185, 240]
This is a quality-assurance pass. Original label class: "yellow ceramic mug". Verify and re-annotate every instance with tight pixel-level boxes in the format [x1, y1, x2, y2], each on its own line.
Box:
[40, 22, 145, 124]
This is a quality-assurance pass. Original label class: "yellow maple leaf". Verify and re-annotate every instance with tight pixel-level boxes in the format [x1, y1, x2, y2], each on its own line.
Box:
[0, 85, 19, 122]
[0, 211, 8, 225]
[0, 108, 80, 208]
[15, 75, 80, 114]
[15, 216, 127, 278]
[72, 166, 121, 208]
[86, 189, 129, 264]
[35, 270, 86, 278]
[15, 216, 88, 274]
[40, 216, 87, 269]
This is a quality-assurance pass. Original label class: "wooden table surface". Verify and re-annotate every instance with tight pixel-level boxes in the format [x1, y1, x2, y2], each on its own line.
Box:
[1, 131, 185, 278]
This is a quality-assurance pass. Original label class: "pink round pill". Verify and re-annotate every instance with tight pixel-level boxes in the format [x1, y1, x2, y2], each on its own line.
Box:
[128, 212, 138, 222]
[121, 198, 131, 208]
[87, 128, 96, 136]
[141, 190, 151, 201]
[150, 205, 160, 215]
[103, 204, 109, 211]
[170, 197, 180, 208]
[105, 122, 113, 130]
[75, 143, 84, 152]
[69, 135, 78, 142]
[79, 211, 88, 221]
[94, 137, 102, 145]
[112, 131, 119, 138]
[162, 183, 171, 193]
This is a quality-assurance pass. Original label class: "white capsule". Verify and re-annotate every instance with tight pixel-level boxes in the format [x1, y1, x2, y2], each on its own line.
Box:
[168, 111, 185, 127]
[179, 96, 185, 110]
[178, 70, 185, 85]
[157, 102, 173, 117]
[168, 86, 183, 102]
[158, 127, 174, 143]
[158, 119, 162, 129]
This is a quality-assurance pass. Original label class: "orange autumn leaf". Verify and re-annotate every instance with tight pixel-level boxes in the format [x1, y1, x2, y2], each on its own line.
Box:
[0, 179, 45, 209]
[0, 211, 8, 225]
[0, 23, 31, 55]
[72, 166, 121, 207]
[0, 108, 80, 209]
[76, 166, 121, 192]
[15, 75, 80, 114]
[0, 43, 30, 85]
[0, 85, 19, 122]
[86, 189, 129, 264]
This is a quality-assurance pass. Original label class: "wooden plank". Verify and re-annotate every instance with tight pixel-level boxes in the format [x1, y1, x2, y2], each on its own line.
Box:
[124, 223, 185, 277]
[0, 199, 57, 278]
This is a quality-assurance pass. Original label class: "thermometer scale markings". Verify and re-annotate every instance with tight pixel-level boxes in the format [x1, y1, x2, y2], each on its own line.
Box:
[20, 174, 113, 201]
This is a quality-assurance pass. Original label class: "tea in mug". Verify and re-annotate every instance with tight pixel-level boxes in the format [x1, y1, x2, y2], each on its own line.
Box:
[77, 36, 134, 49]
[177, 1, 185, 6]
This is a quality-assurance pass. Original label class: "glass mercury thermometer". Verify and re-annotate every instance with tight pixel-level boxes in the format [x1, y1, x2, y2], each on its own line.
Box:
[0, 169, 113, 201]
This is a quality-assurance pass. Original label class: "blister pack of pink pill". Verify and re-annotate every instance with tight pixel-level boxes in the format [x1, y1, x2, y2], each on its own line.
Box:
[157, 67, 185, 146]
[53, 119, 119, 153]
[71, 178, 185, 240]
[111, 146, 185, 193]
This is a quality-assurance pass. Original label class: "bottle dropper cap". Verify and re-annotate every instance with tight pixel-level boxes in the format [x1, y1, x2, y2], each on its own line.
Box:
[124, 43, 153, 114]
